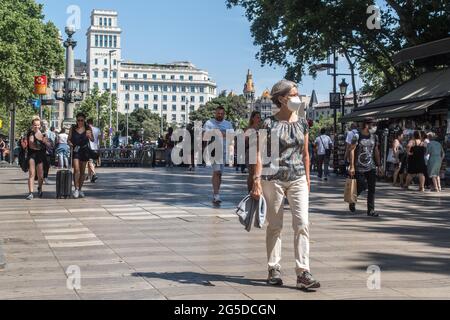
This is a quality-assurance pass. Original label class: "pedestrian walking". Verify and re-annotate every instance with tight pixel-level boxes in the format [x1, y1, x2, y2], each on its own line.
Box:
[426, 132, 445, 192]
[41, 120, 55, 185]
[0, 138, 5, 161]
[203, 106, 234, 205]
[68, 113, 94, 199]
[392, 131, 405, 187]
[348, 118, 383, 217]
[245, 111, 261, 192]
[87, 118, 101, 183]
[164, 127, 175, 168]
[315, 128, 333, 181]
[404, 131, 426, 192]
[251, 80, 320, 290]
[25, 116, 52, 200]
[55, 127, 70, 169]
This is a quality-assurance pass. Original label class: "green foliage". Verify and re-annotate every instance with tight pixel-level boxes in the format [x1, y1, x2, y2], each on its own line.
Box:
[76, 88, 118, 132]
[120, 108, 165, 142]
[226, 0, 450, 98]
[190, 94, 248, 128]
[0, 0, 64, 106]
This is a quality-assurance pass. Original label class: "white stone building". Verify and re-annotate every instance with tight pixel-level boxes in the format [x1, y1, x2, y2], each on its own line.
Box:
[86, 9, 217, 126]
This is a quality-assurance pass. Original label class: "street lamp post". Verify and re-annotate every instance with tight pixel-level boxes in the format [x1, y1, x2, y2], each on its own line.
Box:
[53, 26, 88, 128]
[339, 78, 349, 134]
[108, 49, 117, 147]
[126, 105, 129, 146]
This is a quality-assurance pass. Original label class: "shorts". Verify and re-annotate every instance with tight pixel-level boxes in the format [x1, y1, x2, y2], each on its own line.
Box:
[28, 149, 47, 165]
[212, 164, 225, 173]
[73, 146, 90, 162]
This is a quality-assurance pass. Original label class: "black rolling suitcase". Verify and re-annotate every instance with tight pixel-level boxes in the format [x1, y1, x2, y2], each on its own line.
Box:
[56, 169, 73, 199]
[56, 147, 73, 199]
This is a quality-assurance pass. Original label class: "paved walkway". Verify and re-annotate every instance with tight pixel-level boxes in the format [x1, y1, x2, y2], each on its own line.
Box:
[0, 166, 449, 300]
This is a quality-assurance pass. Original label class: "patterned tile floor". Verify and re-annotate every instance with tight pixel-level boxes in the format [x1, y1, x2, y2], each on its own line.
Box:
[0, 166, 449, 300]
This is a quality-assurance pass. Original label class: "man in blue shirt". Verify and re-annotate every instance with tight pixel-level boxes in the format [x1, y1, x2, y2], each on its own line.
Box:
[203, 106, 234, 204]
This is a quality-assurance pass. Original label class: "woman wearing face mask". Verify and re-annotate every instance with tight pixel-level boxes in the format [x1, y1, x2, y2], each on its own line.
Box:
[251, 80, 320, 290]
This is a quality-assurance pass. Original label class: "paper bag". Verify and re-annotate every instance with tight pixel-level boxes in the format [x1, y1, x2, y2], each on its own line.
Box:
[344, 178, 357, 204]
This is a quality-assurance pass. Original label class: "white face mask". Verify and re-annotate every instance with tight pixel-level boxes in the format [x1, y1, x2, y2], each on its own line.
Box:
[369, 126, 377, 134]
[287, 96, 302, 112]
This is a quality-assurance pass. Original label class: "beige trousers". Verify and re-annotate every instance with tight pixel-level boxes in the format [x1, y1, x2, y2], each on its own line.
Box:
[262, 176, 310, 275]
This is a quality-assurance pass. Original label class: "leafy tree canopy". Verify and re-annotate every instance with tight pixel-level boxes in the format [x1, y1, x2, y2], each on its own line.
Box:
[226, 0, 450, 97]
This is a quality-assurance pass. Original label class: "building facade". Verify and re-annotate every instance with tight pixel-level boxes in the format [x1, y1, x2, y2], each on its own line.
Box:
[85, 10, 217, 126]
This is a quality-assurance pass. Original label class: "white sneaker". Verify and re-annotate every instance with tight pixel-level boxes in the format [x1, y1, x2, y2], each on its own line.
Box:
[44, 178, 50, 185]
[79, 191, 85, 198]
[73, 189, 79, 199]
[213, 194, 222, 204]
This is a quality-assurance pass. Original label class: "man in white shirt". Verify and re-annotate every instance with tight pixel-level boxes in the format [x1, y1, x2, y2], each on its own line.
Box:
[203, 106, 234, 204]
[314, 128, 333, 180]
[87, 119, 101, 183]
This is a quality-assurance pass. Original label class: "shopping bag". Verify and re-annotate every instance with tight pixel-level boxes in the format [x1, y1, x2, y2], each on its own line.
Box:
[344, 178, 357, 204]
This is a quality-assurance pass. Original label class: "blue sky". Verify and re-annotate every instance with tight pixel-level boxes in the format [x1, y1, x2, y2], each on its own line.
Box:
[38, 0, 366, 102]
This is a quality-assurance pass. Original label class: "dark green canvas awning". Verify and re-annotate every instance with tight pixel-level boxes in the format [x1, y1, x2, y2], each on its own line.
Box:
[341, 98, 443, 122]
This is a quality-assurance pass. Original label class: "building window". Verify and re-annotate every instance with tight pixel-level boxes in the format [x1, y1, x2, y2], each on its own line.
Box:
[181, 114, 186, 122]
[162, 75, 166, 80]
[103, 83, 108, 90]
[172, 85, 177, 92]
[134, 104, 139, 110]
[125, 94, 130, 101]
[113, 59, 117, 66]
[104, 58, 107, 65]
[189, 75, 193, 81]
[163, 95, 168, 102]
[153, 95, 158, 101]
[113, 71, 117, 78]
[125, 103, 129, 110]
[163, 85, 168, 92]
[199, 87, 205, 93]
[124, 73, 128, 78]
[94, 70, 98, 78]
[190, 106, 194, 112]
[134, 74, 138, 79]
[152, 74, 157, 80]
[153, 104, 158, 111]
[172, 105, 177, 111]
[103, 71, 108, 78]
[163, 115, 167, 122]
[95, 58, 98, 65]
[134, 94, 139, 101]
[172, 95, 177, 102]
[99, 35, 103, 47]
[125, 85, 130, 90]
[153, 85, 159, 91]
[171, 114, 177, 122]
[181, 96, 186, 102]
[144, 104, 149, 110]
[95, 35, 99, 47]
[113, 36, 117, 48]
[190, 86, 195, 93]
[94, 82, 99, 89]
[109, 35, 113, 48]
[143, 74, 147, 79]
[163, 105, 167, 111]
[135, 84, 140, 91]
[171, 75, 175, 80]
[108, 18, 112, 27]
[144, 84, 149, 91]
[144, 94, 149, 101]
[181, 105, 186, 111]
[112, 83, 117, 91]
[190, 96, 195, 102]
[180, 75, 184, 81]
[200, 96, 204, 103]
[99, 17, 103, 26]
